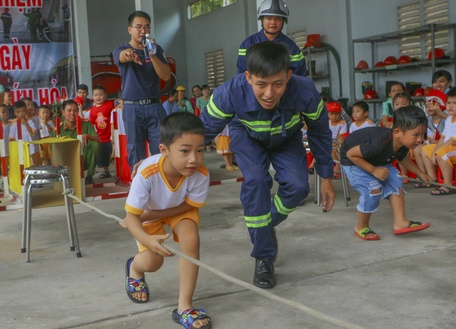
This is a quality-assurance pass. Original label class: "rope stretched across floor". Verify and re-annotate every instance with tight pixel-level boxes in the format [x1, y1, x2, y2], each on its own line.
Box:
[63, 187, 365, 329]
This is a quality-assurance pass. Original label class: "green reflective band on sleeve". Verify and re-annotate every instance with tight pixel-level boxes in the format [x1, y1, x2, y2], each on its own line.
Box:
[273, 194, 296, 216]
[300, 99, 325, 121]
[238, 48, 247, 56]
[244, 213, 271, 228]
[206, 97, 234, 120]
[290, 52, 304, 62]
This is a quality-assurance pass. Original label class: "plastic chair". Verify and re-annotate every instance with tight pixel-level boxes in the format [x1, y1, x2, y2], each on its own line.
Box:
[21, 165, 81, 262]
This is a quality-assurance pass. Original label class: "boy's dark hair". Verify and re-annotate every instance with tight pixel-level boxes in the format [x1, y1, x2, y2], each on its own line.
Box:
[246, 41, 290, 78]
[128, 11, 151, 25]
[160, 112, 205, 147]
[432, 70, 452, 83]
[13, 100, 26, 110]
[38, 105, 51, 111]
[77, 84, 89, 92]
[392, 105, 426, 131]
[192, 85, 202, 90]
[446, 86, 456, 98]
[4, 87, 10, 93]
[168, 88, 177, 97]
[353, 101, 369, 112]
[62, 99, 78, 110]
[93, 85, 106, 93]
[392, 92, 412, 105]
[21, 97, 33, 102]
[0, 103, 7, 109]
[201, 84, 210, 91]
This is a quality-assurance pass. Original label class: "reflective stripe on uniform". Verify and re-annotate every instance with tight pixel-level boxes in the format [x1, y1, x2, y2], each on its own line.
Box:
[237, 114, 301, 135]
[290, 52, 304, 63]
[273, 194, 296, 216]
[244, 213, 271, 228]
[300, 99, 325, 121]
[206, 97, 234, 120]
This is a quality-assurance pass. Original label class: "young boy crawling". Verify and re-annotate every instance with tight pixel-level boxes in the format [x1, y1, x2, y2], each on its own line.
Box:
[340, 106, 433, 240]
[123, 112, 211, 329]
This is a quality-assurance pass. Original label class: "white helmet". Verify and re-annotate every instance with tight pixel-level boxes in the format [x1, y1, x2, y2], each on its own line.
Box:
[257, 0, 289, 23]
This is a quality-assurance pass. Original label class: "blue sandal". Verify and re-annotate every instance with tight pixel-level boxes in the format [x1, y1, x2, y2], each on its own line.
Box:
[172, 308, 212, 329]
[125, 257, 149, 303]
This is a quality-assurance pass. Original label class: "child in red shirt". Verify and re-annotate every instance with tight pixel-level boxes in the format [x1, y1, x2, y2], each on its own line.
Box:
[89, 86, 115, 178]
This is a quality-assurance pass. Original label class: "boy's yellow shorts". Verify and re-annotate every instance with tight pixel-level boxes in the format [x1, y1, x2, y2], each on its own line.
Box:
[137, 207, 200, 252]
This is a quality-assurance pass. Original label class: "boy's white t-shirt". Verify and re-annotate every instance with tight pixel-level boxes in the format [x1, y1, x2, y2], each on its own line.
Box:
[125, 154, 210, 223]
[9, 119, 37, 154]
[441, 115, 456, 142]
[2, 122, 11, 156]
[40, 120, 55, 138]
[349, 120, 376, 134]
[329, 121, 347, 139]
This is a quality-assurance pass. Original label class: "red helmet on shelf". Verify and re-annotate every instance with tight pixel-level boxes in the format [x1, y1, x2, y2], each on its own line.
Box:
[374, 61, 385, 67]
[356, 60, 369, 69]
[397, 55, 412, 64]
[413, 87, 425, 97]
[364, 89, 378, 99]
[427, 48, 446, 60]
[384, 56, 397, 65]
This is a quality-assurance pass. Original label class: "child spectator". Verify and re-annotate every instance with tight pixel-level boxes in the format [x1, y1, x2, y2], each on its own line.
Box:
[216, 125, 237, 171]
[9, 100, 40, 165]
[0, 84, 4, 104]
[162, 88, 178, 116]
[425, 87, 456, 195]
[432, 70, 452, 94]
[391, 92, 414, 183]
[349, 101, 375, 133]
[123, 112, 211, 329]
[176, 86, 194, 113]
[340, 106, 432, 240]
[23, 98, 41, 158]
[195, 84, 211, 117]
[381, 81, 405, 128]
[89, 85, 115, 179]
[414, 89, 447, 188]
[74, 83, 93, 119]
[327, 101, 347, 179]
[3, 87, 14, 120]
[0, 104, 11, 165]
[38, 105, 55, 165]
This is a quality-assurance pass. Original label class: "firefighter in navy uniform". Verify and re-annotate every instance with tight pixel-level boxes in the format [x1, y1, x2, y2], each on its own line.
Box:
[201, 42, 335, 289]
[237, 0, 306, 76]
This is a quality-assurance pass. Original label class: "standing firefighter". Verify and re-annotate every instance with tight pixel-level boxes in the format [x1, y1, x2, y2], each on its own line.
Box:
[237, 0, 306, 76]
[1, 8, 12, 40]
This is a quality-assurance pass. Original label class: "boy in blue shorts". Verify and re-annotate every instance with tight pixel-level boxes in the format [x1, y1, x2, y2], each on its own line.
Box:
[123, 112, 211, 329]
[340, 106, 433, 241]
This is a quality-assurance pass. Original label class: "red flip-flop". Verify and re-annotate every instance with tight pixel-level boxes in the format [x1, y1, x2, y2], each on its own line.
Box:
[393, 221, 430, 235]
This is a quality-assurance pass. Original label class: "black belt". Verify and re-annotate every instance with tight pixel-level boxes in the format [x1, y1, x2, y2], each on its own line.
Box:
[123, 98, 160, 105]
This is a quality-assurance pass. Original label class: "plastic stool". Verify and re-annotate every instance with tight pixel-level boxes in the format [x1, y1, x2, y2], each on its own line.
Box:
[21, 165, 81, 262]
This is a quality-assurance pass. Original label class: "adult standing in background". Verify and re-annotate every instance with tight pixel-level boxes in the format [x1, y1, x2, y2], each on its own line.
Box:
[1, 8, 12, 40]
[237, 0, 306, 76]
[113, 10, 170, 169]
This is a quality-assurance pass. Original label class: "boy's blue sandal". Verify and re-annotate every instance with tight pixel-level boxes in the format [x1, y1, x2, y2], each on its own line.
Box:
[125, 257, 149, 303]
[172, 308, 212, 329]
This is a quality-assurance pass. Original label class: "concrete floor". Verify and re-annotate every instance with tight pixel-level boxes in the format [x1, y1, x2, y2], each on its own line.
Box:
[1, 151, 456, 329]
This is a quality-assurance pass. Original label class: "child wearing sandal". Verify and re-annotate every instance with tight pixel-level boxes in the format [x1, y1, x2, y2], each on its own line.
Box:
[427, 87, 456, 196]
[327, 101, 347, 179]
[123, 112, 211, 329]
[340, 106, 433, 241]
